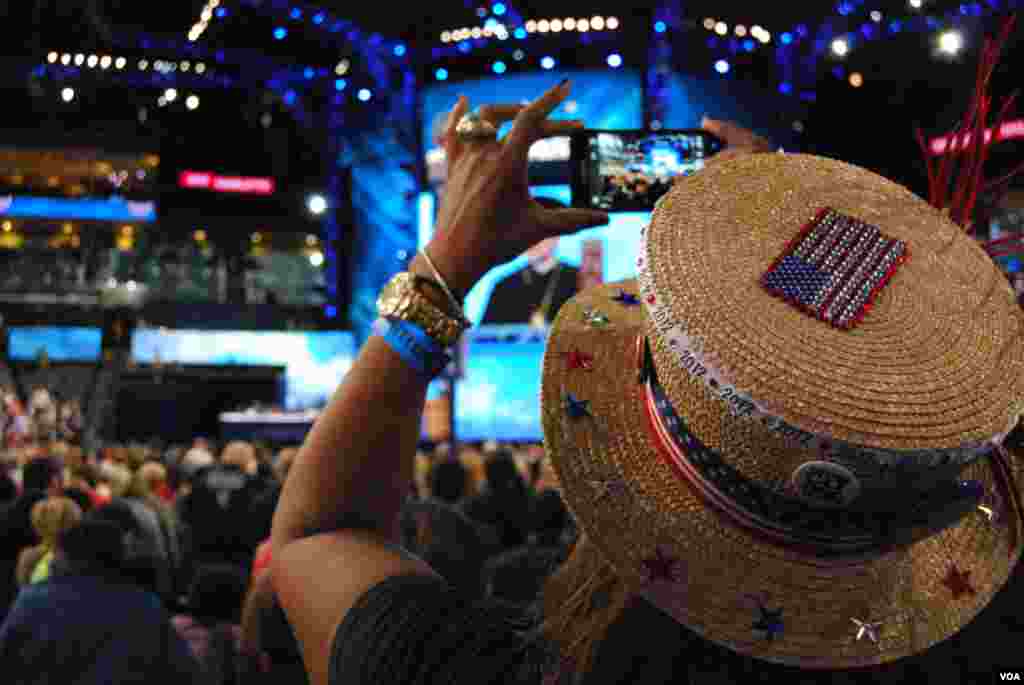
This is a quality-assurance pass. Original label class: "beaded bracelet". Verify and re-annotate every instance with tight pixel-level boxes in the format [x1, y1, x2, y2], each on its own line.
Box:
[373, 317, 451, 380]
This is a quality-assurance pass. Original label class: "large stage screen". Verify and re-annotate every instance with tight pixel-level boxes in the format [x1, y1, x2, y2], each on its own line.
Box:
[131, 329, 354, 410]
[7, 326, 103, 362]
[419, 185, 649, 326]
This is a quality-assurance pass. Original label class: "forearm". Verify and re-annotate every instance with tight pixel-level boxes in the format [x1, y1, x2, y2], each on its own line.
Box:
[270, 335, 429, 552]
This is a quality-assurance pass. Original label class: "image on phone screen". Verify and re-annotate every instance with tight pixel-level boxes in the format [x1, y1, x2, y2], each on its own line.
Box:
[583, 132, 714, 211]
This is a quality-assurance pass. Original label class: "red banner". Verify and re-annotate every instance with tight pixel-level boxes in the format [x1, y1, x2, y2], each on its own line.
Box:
[178, 171, 275, 195]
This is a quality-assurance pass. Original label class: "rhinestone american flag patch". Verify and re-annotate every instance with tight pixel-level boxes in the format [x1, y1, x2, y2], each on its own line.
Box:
[761, 208, 908, 330]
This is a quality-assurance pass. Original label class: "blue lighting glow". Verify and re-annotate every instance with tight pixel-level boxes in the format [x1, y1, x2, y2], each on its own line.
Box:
[458, 42, 471, 54]
[832, 65, 846, 78]
[273, 27, 287, 40]
[654, 20, 667, 33]
[607, 53, 623, 68]
[313, 12, 325, 24]
[514, 27, 527, 39]
[290, 8, 302, 19]
[715, 59, 730, 74]
[435, 68, 448, 81]
[493, 2, 506, 15]
[889, 20, 902, 32]
[303, 67, 315, 79]
[779, 82, 793, 94]
[838, 2, 854, 16]
[796, 24, 809, 37]
[325, 305, 338, 318]
[540, 56, 556, 70]
[283, 90, 296, 105]
[335, 79, 347, 91]
[743, 39, 755, 51]
[485, 17, 499, 30]
[215, 7, 227, 17]
[357, 88, 372, 102]
[781, 32, 794, 44]
[492, 61, 507, 74]
[394, 44, 406, 57]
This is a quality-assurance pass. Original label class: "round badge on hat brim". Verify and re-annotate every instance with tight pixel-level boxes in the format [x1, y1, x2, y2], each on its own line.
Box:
[540, 154, 1024, 669]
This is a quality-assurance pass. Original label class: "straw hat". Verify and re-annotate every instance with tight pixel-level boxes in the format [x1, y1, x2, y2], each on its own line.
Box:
[541, 153, 1024, 668]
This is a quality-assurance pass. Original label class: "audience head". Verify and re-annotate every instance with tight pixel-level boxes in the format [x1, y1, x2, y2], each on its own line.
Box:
[23, 456, 63, 494]
[531, 489, 569, 547]
[133, 461, 167, 498]
[31, 496, 83, 547]
[55, 517, 126, 576]
[182, 446, 215, 475]
[484, 450, 525, 495]
[98, 461, 133, 499]
[428, 458, 468, 504]
[185, 564, 248, 624]
[221, 441, 257, 474]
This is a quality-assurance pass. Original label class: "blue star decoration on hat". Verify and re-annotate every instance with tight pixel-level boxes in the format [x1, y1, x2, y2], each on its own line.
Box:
[611, 290, 641, 306]
[641, 547, 682, 583]
[582, 308, 611, 329]
[564, 394, 591, 421]
[752, 604, 785, 641]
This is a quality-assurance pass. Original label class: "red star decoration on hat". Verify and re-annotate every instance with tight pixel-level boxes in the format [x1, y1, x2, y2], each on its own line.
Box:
[646, 295, 657, 304]
[565, 349, 594, 371]
[641, 547, 681, 584]
[942, 565, 976, 599]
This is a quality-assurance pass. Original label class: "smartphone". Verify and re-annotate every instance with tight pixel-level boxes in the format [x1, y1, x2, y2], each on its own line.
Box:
[570, 129, 723, 211]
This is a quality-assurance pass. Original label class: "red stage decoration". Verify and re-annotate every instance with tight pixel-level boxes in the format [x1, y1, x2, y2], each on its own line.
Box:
[178, 171, 276, 195]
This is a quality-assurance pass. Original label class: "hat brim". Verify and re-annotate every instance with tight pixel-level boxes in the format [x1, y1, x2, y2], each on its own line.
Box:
[541, 279, 1022, 668]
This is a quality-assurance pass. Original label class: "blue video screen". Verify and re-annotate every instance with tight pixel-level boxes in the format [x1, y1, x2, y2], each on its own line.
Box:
[455, 325, 546, 442]
[131, 329, 355, 410]
[7, 326, 103, 362]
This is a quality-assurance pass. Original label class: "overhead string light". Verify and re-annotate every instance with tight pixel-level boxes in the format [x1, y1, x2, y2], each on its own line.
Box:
[444, 14, 620, 41]
[44, 52, 211, 77]
[188, 0, 223, 42]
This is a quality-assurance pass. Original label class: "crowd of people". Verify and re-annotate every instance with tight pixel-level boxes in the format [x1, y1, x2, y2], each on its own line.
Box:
[0, 411, 575, 683]
[2, 384, 83, 448]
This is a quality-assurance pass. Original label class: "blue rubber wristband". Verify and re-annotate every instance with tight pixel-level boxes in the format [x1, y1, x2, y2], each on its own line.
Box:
[372, 318, 451, 380]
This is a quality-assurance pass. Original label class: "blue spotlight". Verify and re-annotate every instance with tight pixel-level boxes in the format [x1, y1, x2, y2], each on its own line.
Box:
[435, 68, 448, 81]
[714, 59, 730, 74]
[273, 27, 287, 40]
[283, 90, 296, 105]
[781, 32, 793, 44]
[514, 27, 527, 39]
[303, 67, 315, 79]
[357, 89, 371, 102]
[743, 39, 755, 51]
[335, 79, 347, 91]
[493, 61, 507, 74]
[540, 56, 556, 69]
[215, 7, 227, 17]
[607, 53, 623, 68]
[290, 8, 302, 19]
[779, 82, 793, 94]
[313, 12, 325, 24]
[394, 44, 406, 57]
[654, 20, 667, 33]
[493, 3, 506, 15]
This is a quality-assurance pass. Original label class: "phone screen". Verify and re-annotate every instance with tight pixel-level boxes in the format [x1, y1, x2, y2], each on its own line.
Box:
[576, 131, 721, 211]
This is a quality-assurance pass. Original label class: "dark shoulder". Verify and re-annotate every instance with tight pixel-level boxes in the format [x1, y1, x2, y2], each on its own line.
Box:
[329, 574, 544, 685]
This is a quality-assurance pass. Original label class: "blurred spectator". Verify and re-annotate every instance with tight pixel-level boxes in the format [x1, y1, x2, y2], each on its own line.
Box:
[0, 518, 203, 683]
[129, 463, 183, 593]
[62, 486, 93, 515]
[400, 498, 496, 599]
[178, 442, 264, 572]
[461, 451, 532, 548]
[0, 456, 63, 620]
[0, 471, 16, 505]
[16, 496, 83, 585]
[241, 569, 306, 685]
[88, 499, 168, 599]
[428, 458, 469, 505]
[173, 564, 259, 683]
